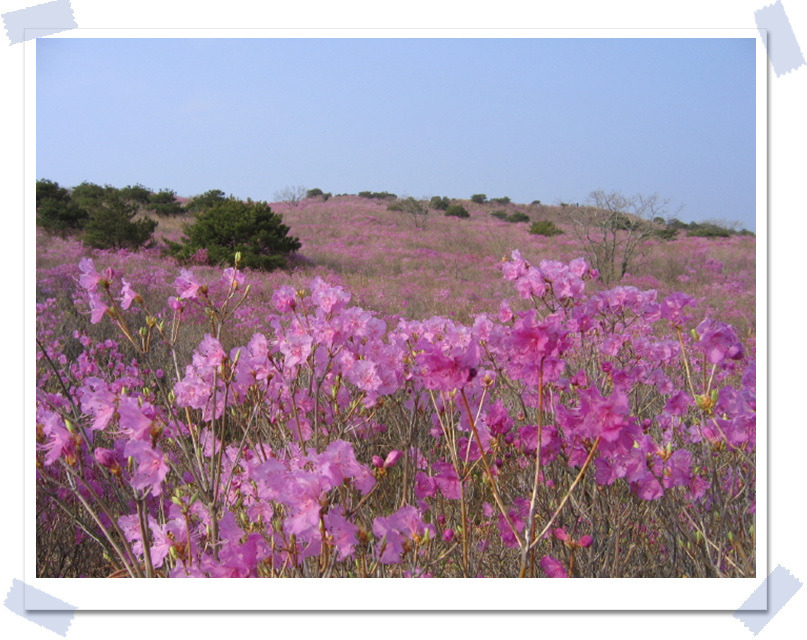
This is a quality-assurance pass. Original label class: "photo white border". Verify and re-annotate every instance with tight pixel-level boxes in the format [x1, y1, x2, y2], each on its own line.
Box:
[25, 27, 767, 611]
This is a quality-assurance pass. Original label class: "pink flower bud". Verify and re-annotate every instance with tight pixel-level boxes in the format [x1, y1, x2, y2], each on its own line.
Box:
[383, 450, 402, 468]
[94, 447, 121, 475]
[553, 527, 569, 541]
[94, 447, 117, 468]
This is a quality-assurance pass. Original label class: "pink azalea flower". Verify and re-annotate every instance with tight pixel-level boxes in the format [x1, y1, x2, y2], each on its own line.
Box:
[221, 267, 245, 291]
[696, 318, 744, 364]
[540, 555, 569, 578]
[432, 461, 462, 500]
[323, 506, 359, 561]
[279, 332, 313, 368]
[578, 386, 631, 443]
[498, 498, 528, 548]
[117, 396, 154, 441]
[119, 278, 139, 309]
[345, 358, 382, 393]
[372, 505, 435, 564]
[78, 257, 102, 292]
[79, 377, 116, 431]
[271, 285, 297, 312]
[124, 440, 169, 497]
[87, 290, 108, 324]
[593, 457, 625, 485]
[37, 408, 75, 466]
[193, 334, 227, 370]
[174, 269, 201, 300]
[281, 473, 327, 538]
[414, 472, 437, 500]
[311, 276, 351, 314]
[659, 449, 692, 489]
[633, 472, 664, 501]
[313, 439, 376, 495]
[660, 292, 696, 327]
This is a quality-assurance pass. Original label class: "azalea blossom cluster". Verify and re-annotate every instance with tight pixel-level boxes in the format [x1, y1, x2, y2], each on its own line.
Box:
[35, 251, 755, 578]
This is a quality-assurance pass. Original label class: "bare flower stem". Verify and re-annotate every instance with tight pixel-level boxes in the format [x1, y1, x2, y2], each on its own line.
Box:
[527, 436, 601, 556]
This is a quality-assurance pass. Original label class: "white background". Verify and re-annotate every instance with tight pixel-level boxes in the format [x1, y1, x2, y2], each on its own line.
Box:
[1, 1, 802, 639]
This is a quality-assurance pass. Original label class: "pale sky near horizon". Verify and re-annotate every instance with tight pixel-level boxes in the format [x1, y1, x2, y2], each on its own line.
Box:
[36, 37, 757, 230]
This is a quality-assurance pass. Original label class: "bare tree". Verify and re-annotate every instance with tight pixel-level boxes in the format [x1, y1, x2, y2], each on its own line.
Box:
[275, 185, 307, 207]
[398, 196, 429, 229]
[569, 190, 673, 284]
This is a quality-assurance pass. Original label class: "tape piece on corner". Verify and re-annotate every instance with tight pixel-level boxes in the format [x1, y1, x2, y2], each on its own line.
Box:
[4, 579, 76, 636]
[733, 565, 803, 635]
[2, 0, 77, 45]
[755, 1, 805, 76]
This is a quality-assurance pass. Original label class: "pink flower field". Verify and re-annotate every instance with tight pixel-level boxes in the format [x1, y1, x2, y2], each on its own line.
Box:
[35, 195, 756, 578]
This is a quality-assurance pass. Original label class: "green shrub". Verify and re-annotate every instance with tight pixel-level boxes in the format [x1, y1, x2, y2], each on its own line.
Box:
[655, 227, 679, 241]
[470, 194, 487, 204]
[148, 189, 184, 216]
[445, 204, 470, 219]
[491, 196, 511, 205]
[358, 191, 397, 200]
[506, 211, 530, 223]
[686, 223, 731, 238]
[36, 179, 88, 233]
[119, 184, 152, 206]
[531, 200, 542, 205]
[491, 210, 529, 223]
[529, 220, 563, 236]
[36, 178, 68, 205]
[70, 181, 108, 211]
[429, 196, 451, 211]
[170, 198, 301, 271]
[83, 191, 157, 250]
[305, 188, 332, 201]
[185, 189, 228, 214]
[666, 217, 688, 230]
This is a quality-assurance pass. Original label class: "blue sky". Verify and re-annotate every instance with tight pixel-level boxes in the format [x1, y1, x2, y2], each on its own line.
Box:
[37, 37, 757, 229]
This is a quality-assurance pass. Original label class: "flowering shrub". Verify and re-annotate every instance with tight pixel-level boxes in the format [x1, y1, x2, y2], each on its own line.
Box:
[35, 251, 755, 578]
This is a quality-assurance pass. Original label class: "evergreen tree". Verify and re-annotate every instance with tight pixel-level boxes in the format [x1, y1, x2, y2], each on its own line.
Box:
[36, 178, 88, 233]
[171, 198, 301, 270]
[83, 191, 157, 249]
